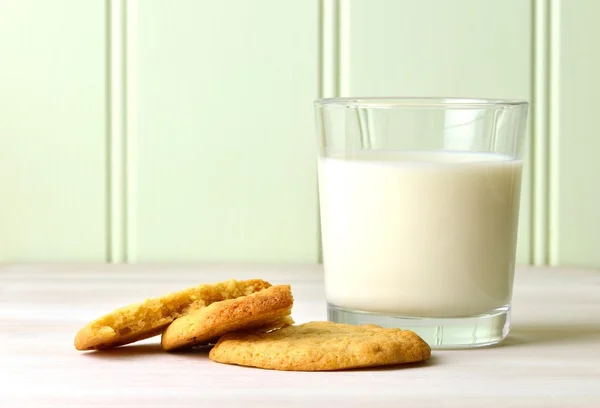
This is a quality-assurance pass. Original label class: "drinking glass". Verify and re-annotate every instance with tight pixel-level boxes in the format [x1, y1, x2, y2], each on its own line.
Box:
[315, 97, 528, 348]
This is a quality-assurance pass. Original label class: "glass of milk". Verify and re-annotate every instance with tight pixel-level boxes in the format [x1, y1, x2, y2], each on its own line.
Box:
[315, 97, 528, 348]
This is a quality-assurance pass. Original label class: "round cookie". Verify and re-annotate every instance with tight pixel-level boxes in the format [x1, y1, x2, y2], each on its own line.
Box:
[208, 321, 431, 371]
[74, 279, 271, 351]
[161, 284, 294, 351]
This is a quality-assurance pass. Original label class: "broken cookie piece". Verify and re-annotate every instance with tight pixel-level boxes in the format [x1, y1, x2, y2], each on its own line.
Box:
[74, 279, 271, 350]
[161, 284, 294, 351]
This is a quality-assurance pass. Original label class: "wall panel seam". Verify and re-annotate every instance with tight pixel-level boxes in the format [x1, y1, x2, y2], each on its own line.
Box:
[319, 0, 341, 263]
[107, 0, 128, 263]
[317, 0, 324, 263]
[105, 0, 112, 262]
[532, 0, 550, 265]
[338, 0, 349, 97]
[322, 0, 339, 98]
[548, 0, 561, 265]
[125, 0, 138, 263]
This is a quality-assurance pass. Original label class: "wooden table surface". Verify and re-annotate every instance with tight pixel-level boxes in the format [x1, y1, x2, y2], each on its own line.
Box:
[1, 263, 599, 407]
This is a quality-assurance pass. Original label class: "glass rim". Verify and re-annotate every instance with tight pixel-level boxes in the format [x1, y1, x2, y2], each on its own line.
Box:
[314, 97, 528, 109]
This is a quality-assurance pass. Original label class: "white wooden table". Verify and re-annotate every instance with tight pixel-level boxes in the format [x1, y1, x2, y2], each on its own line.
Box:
[1, 264, 599, 407]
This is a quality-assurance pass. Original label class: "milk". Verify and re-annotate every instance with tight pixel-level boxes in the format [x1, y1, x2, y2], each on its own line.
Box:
[318, 151, 523, 317]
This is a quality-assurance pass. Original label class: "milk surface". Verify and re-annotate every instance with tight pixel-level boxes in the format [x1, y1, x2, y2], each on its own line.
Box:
[318, 151, 523, 317]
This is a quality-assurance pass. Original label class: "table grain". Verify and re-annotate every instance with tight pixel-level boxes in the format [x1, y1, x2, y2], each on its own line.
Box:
[1, 264, 599, 407]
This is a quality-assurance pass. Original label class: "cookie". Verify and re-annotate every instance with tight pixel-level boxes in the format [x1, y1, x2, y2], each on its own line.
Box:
[208, 321, 431, 371]
[161, 284, 294, 351]
[74, 279, 271, 351]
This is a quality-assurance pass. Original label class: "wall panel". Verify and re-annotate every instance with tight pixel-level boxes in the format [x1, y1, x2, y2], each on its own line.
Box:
[0, 0, 107, 261]
[132, 0, 320, 262]
[550, 0, 600, 267]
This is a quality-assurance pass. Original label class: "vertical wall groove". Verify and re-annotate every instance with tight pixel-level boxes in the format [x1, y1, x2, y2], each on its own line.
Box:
[105, 0, 112, 262]
[548, 0, 561, 265]
[322, 0, 339, 98]
[107, 0, 128, 263]
[532, 0, 550, 265]
[317, 0, 323, 263]
[125, 0, 138, 263]
[318, 0, 340, 263]
[338, 0, 350, 97]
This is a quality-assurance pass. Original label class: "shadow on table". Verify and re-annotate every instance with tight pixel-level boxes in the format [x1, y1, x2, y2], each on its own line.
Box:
[501, 324, 600, 347]
[82, 343, 212, 359]
[345, 355, 438, 372]
[80, 343, 436, 371]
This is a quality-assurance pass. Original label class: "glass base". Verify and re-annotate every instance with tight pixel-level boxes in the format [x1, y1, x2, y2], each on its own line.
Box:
[327, 303, 511, 349]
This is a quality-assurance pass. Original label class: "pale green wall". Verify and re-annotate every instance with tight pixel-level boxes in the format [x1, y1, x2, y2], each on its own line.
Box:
[0, 0, 598, 266]
[132, 0, 320, 262]
[551, 0, 600, 267]
[0, 0, 106, 261]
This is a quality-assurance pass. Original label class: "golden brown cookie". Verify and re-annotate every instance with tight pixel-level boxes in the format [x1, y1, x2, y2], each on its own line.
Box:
[161, 284, 294, 351]
[74, 279, 271, 351]
[209, 321, 431, 371]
